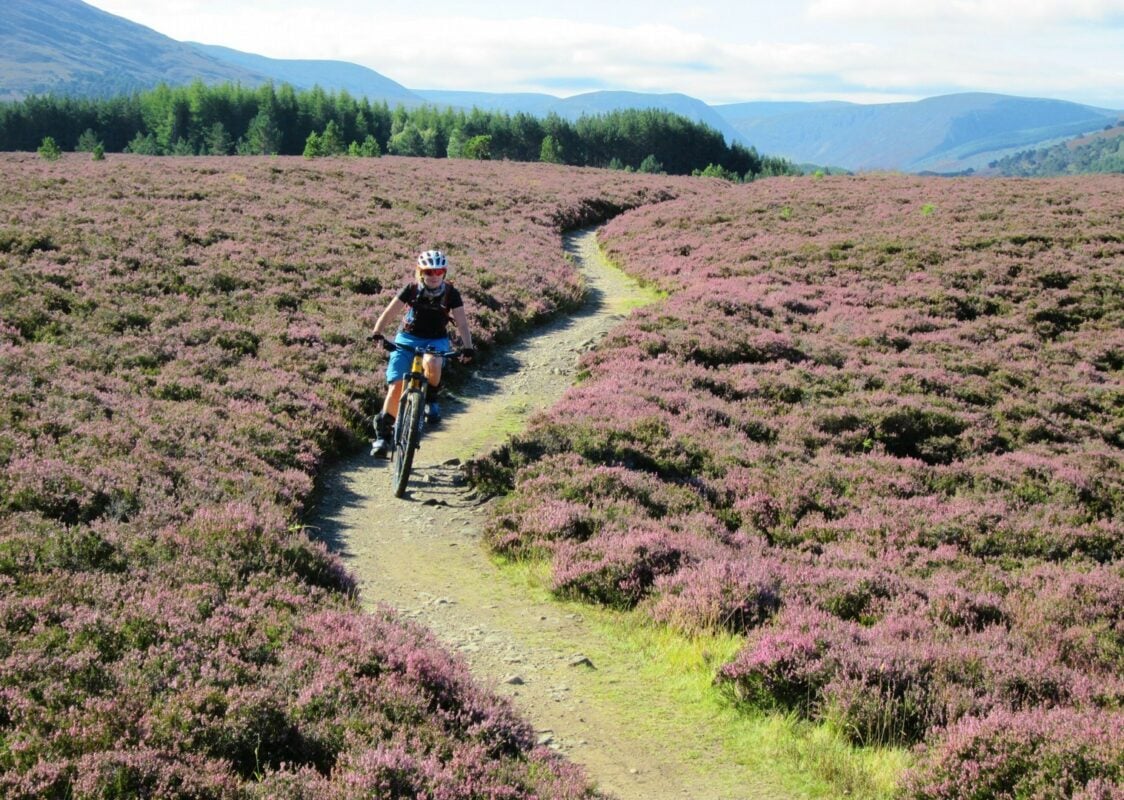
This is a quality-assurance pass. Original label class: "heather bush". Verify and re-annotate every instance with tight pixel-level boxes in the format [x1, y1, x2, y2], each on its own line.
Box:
[1, 750, 242, 800]
[718, 604, 855, 715]
[650, 554, 782, 634]
[1004, 562, 1124, 674]
[923, 571, 1006, 632]
[552, 524, 726, 608]
[721, 599, 1107, 748]
[902, 707, 1124, 800]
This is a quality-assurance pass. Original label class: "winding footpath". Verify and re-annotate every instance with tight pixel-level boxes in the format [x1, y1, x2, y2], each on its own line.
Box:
[311, 230, 788, 800]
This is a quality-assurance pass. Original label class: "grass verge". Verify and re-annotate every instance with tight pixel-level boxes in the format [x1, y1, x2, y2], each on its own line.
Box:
[494, 557, 909, 800]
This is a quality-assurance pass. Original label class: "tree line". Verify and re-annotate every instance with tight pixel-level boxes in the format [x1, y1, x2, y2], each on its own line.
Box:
[0, 81, 798, 180]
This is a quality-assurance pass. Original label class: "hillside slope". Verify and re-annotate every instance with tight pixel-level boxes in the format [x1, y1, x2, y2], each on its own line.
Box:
[0, 0, 265, 100]
[992, 124, 1124, 175]
[715, 93, 1120, 172]
[190, 43, 425, 106]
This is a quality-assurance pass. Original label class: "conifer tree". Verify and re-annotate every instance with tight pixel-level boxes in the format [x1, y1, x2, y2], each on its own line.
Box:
[540, 134, 564, 164]
[0, 80, 796, 175]
[446, 127, 466, 158]
[358, 134, 381, 157]
[303, 131, 323, 159]
[638, 154, 663, 173]
[321, 120, 345, 155]
[242, 105, 282, 155]
[37, 136, 61, 161]
[204, 122, 233, 155]
[76, 128, 101, 152]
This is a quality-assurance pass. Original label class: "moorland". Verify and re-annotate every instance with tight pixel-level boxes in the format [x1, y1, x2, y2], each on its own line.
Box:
[0, 153, 1120, 798]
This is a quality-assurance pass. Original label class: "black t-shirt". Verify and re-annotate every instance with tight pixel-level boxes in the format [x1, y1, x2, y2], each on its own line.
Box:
[396, 282, 463, 339]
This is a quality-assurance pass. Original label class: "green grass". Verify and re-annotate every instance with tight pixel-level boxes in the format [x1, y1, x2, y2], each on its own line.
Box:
[606, 287, 663, 315]
[494, 557, 909, 799]
[450, 391, 538, 460]
[583, 249, 669, 311]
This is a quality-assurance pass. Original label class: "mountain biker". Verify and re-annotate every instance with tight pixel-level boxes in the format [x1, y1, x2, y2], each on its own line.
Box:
[369, 249, 475, 458]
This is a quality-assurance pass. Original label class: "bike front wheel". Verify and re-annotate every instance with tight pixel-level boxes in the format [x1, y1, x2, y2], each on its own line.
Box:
[391, 390, 424, 497]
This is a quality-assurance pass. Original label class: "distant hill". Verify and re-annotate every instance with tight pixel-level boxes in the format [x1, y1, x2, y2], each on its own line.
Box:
[714, 93, 1120, 173]
[416, 90, 747, 145]
[412, 90, 563, 117]
[990, 122, 1124, 176]
[0, 0, 265, 100]
[714, 100, 853, 120]
[189, 44, 425, 107]
[561, 91, 747, 144]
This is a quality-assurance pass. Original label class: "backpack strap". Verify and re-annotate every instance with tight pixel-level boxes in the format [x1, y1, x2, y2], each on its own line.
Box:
[405, 283, 454, 324]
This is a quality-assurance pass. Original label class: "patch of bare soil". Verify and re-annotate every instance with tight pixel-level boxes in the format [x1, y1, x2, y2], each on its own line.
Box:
[310, 230, 786, 800]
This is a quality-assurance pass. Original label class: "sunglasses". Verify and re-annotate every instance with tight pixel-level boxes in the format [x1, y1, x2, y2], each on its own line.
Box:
[421, 268, 446, 277]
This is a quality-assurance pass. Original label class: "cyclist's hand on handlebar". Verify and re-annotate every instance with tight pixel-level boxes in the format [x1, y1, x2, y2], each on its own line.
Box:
[458, 347, 475, 363]
[366, 331, 397, 352]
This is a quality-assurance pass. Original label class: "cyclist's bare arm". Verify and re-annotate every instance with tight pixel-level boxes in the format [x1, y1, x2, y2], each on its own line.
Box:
[450, 306, 474, 361]
[372, 297, 407, 338]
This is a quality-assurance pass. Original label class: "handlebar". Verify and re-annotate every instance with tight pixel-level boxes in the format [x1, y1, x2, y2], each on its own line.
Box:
[391, 343, 462, 359]
[367, 332, 470, 361]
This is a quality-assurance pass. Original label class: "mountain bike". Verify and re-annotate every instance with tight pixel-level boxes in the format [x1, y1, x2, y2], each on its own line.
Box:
[387, 342, 462, 498]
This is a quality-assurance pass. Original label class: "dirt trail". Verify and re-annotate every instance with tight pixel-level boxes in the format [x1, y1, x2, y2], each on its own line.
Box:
[311, 230, 786, 800]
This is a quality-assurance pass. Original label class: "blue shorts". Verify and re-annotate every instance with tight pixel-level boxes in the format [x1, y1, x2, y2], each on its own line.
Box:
[386, 332, 453, 384]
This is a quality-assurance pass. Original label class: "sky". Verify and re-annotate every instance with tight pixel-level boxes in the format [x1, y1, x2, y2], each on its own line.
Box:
[85, 0, 1124, 109]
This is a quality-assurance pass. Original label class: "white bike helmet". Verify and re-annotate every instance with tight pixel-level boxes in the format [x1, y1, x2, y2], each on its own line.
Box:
[417, 250, 447, 271]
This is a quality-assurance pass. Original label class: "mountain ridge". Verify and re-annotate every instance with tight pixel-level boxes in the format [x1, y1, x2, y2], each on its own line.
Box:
[717, 92, 1119, 172]
[188, 43, 425, 108]
[1, 0, 1120, 173]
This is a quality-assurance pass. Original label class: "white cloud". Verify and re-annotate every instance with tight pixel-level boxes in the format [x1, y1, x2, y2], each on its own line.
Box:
[806, 0, 1124, 24]
[83, 1, 1124, 107]
[347, 17, 728, 93]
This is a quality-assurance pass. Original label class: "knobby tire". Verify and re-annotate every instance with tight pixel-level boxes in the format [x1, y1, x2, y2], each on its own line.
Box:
[391, 391, 423, 497]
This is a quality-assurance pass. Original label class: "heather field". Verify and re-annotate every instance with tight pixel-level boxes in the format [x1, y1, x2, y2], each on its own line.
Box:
[479, 175, 1124, 797]
[0, 153, 702, 798]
